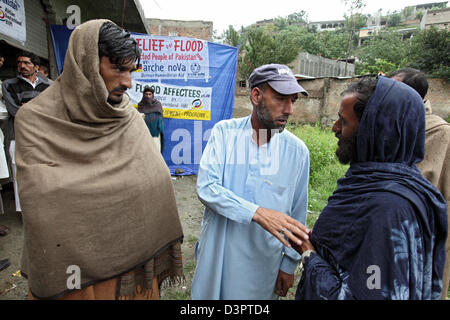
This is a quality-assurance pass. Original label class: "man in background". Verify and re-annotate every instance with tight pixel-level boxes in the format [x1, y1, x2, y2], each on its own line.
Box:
[39, 65, 54, 84]
[0, 53, 11, 273]
[1, 51, 51, 214]
[138, 85, 164, 152]
[389, 68, 450, 299]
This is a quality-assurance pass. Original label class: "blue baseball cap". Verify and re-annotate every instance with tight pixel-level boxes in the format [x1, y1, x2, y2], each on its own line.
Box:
[249, 64, 309, 96]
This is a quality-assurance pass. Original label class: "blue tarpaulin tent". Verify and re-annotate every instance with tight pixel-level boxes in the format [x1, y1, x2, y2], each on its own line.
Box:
[49, 26, 238, 175]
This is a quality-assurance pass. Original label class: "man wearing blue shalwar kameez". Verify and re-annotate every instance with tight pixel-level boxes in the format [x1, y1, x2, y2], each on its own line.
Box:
[191, 64, 311, 300]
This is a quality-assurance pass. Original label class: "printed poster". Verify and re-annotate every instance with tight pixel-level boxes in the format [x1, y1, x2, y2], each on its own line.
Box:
[133, 34, 210, 81]
[0, 0, 26, 43]
[129, 80, 213, 121]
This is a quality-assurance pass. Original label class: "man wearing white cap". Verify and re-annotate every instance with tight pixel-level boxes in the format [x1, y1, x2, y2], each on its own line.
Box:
[191, 64, 311, 299]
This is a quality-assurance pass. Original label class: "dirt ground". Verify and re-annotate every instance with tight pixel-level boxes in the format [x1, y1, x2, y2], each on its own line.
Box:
[0, 176, 205, 300]
[0, 172, 303, 300]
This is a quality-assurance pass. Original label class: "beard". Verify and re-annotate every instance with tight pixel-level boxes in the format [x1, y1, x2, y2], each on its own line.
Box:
[107, 94, 123, 105]
[107, 86, 128, 105]
[256, 99, 287, 133]
[335, 133, 357, 164]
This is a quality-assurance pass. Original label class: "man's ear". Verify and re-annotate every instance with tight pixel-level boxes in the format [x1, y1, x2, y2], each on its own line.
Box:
[250, 87, 262, 106]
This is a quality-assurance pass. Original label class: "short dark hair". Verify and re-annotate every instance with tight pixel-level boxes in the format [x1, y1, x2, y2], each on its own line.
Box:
[39, 65, 49, 74]
[98, 22, 141, 67]
[249, 82, 268, 106]
[388, 68, 428, 99]
[341, 77, 379, 121]
[16, 50, 40, 66]
[143, 85, 154, 94]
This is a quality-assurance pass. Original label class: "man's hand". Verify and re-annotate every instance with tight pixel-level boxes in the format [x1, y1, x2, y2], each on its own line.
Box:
[252, 207, 310, 248]
[289, 235, 315, 255]
[274, 270, 294, 297]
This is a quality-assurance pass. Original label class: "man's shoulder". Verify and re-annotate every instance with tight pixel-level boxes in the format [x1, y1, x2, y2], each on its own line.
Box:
[426, 114, 450, 132]
[361, 190, 416, 220]
[36, 74, 51, 87]
[213, 116, 249, 131]
[1, 76, 20, 86]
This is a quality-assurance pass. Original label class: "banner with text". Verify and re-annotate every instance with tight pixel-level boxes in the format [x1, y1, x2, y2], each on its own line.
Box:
[0, 0, 26, 43]
[130, 33, 238, 175]
[129, 81, 212, 121]
[133, 34, 210, 81]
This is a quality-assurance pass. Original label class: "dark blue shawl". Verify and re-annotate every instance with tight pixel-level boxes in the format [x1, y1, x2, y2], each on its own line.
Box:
[298, 77, 447, 300]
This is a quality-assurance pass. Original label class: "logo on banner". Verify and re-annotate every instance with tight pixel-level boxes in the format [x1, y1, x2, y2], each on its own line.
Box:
[190, 63, 201, 75]
[0, 9, 5, 21]
[191, 99, 203, 110]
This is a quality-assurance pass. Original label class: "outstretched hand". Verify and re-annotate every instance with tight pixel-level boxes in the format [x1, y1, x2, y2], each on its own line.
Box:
[252, 207, 310, 248]
[289, 236, 315, 255]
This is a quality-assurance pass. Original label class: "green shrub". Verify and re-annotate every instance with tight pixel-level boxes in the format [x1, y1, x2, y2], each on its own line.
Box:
[290, 124, 345, 186]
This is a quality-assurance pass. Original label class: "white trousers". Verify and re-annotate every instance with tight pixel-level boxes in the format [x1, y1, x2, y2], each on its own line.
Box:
[9, 140, 21, 212]
[153, 135, 161, 153]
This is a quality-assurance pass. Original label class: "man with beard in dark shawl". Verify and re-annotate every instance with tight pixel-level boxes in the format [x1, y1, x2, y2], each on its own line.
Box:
[292, 76, 447, 299]
[138, 86, 164, 153]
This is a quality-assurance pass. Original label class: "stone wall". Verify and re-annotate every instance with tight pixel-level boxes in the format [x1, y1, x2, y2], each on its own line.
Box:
[233, 78, 450, 126]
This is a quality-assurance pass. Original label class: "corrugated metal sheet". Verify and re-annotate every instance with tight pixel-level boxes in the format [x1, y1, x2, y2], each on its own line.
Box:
[0, 0, 49, 59]
[24, 0, 49, 59]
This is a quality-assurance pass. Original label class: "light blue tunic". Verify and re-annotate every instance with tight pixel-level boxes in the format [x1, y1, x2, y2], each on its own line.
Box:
[191, 116, 310, 300]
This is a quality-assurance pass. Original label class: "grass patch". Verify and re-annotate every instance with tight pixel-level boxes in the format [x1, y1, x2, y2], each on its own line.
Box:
[187, 235, 198, 246]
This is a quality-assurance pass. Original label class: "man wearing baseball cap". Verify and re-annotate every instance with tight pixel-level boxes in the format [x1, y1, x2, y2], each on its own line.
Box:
[191, 64, 310, 299]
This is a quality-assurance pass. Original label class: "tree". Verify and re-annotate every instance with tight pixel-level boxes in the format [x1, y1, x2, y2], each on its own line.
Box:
[408, 27, 450, 81]
[314, 31, 350, 59]
[343, 0, 367, 74]
[402, 6, 414, 20]
[387, 11, 402, 27]
[358, 58, 398, 75]
[355, 30, 410, 74]
[239, 25, 301, 80]
[415, 10, 425, 21]
[223, 25, 240, 47]
[286, 11, 308, 25]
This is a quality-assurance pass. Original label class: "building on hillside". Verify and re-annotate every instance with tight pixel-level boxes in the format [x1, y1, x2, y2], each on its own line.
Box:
[358, 25, 419, 45]
[358, 26, 381, 45]
[0, 0, 149, 80]
[414, 1, 448, 11]
[357, 1, 448, 44]
[254, 18, 274, 27]
[308, 20, 345, 32]
[254, 18, 307, 29]
[147, 18, 213, 41]
[421, 7, 450, 29]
